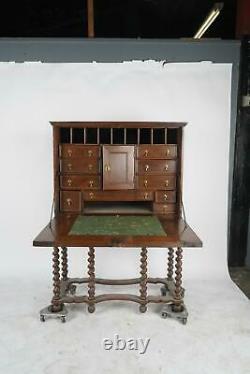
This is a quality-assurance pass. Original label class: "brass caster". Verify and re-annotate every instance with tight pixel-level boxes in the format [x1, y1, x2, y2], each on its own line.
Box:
[88, 304, 95, 313]
[139, 305, 147, 313]
[61, 316, 66, 323]
[39, 305, 68, 322]
[40, 315, 45, 322]
[161, 303, 188, 325]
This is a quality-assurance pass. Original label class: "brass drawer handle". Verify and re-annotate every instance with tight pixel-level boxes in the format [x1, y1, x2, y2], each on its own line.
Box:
[165, 164, 169, 171]
[144, 150, 149, 157]
[104, 164, 111, 172]
[67, 179, 72, 187]
[88, 180, 94, 188]
[144, 192, 149, 200]
[88, 150, 93, 157]
[89, 192, 94, 200]
[164, 193, 168, 201]
[67, 149, 72, 157]
[67, 163, 72, 171]
[145, 164, 149, 172]
[88, 164, 93, 171]
[66, 198, 72, 206]
[165, 180, 169, 187]
[144, 180, 148, 188]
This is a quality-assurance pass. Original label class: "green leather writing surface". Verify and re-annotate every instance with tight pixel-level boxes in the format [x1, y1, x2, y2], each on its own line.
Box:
[69, 215, 167, 236]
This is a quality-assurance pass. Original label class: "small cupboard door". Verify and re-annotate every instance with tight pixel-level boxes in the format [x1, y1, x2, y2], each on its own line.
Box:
[103, 146, 135, 190]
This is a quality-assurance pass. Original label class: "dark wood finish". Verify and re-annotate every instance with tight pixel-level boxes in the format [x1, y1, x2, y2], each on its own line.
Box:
[137, 145, 177, 159]
[60, 176, 100, 190]
[137, 175, 176, 190]
[60, 144, 100, 159]
[33, 213, 202, 248]
[155, 191, 176, 203]
[87, 0, 95, 37]
[103, 145, 135, 190]
[60, 159, 100, 174]
[34, 122, 202, 320]
[60, 191, 81, 212]
[82, 190, 154, 201]
[137, 159, 177, 174]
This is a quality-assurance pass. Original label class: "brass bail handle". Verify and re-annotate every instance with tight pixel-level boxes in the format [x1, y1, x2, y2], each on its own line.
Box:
[105, 164, 111, 172]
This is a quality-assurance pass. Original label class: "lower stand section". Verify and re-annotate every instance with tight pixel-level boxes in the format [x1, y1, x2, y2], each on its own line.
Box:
[40, 246, 188, 324]
[40, 305, 68, 323]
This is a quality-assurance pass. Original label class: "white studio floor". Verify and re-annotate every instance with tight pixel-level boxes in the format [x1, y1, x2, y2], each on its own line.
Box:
[1, 276, 250, 374]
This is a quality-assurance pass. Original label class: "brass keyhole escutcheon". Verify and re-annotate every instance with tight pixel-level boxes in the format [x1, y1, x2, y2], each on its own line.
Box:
[144, 180, 148, 188]
[166, 149, 170, 156]
[165, 164, 169, 171]
[67, 149, 72, 157]
[105, 164, 111, 172]
[144, 150, 149, 157]
[88, 164, 93, 171]
[145, 164, 149, 172]
[66, 198, 72, 206]
[67, 163, 72, 171]
[89, 192, 94, 200]
[163, 205, 168, 212]
[144, 192, 149, 200]
[165, 180, 169, 187]
[89, 180, 94, 188]
[67, 179, 72, 187]
[88, 150, 93, 157]
[164, 193, 168, 201]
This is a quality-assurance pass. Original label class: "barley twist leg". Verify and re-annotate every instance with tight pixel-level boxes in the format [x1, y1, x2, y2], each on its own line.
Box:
[87, 247, 95, 313]
[139, 247, 148, 313]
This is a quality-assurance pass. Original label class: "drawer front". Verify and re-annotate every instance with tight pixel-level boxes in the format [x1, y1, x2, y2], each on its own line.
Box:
[155, 191, 176, 203]
[137, 160, 177, 174]
[60, 191, 81, 212]
[60, 145, 100, 159]
[153, 203, 177, 215]
[137, 176, 176, 190]
[137, 145, 177, 159]
[60, 176, 100, 190]
[60, 159, 100, 174]
[83, 190, 154, 201]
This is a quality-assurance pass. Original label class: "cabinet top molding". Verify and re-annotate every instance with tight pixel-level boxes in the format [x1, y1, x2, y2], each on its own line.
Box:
[50, 121, 187, 128]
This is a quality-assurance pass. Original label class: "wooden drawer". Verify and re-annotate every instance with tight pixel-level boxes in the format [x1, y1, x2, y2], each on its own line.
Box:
[83, 190, 154, 201]
[155, 191, 176, 203]
[60, 159, 100, 174]
[60, 145, 100, 159]
[137, 160, 177, 174]
[137, 175, 176, 190]
[137, 145, 177, 159]
[153, 203, 177, 215]
[60, 176, 100, 190]
[60, 191, 81, 212]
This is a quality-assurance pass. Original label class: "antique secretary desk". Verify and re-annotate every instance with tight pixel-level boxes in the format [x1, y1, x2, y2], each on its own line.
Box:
[33, 121, 202, 324]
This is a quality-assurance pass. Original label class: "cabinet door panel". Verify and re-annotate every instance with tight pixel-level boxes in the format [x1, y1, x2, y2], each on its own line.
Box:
[103, 146, 135, 190]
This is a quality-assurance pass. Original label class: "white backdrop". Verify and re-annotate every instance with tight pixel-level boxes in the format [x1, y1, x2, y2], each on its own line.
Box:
[0, 61, 231, 280]
[1, 62, 250, 374]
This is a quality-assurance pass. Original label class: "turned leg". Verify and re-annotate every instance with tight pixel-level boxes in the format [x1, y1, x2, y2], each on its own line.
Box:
[87, 246, 95, 313]
[139, 247, 148, 313]
[61, 247, 68, 281]
[51, 247, 63, 312]
[173, 247, 184, 312]
[167, 247, 174, 280]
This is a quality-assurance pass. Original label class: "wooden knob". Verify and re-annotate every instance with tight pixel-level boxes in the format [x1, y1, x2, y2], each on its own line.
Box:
[67, 179, 72, 187]
[66, 198, 72, 206]
[67, 149, 72, 157]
